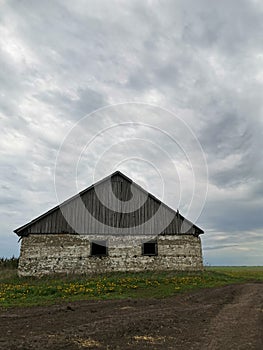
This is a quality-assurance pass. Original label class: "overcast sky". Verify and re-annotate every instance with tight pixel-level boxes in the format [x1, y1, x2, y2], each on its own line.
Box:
[1, 0, 263, 265]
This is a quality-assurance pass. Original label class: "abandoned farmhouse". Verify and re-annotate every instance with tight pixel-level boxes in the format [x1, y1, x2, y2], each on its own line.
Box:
[14, 171, 204, 276]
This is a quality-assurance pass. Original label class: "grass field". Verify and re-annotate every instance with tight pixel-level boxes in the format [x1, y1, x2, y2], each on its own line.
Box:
[0, 266, 262, 308]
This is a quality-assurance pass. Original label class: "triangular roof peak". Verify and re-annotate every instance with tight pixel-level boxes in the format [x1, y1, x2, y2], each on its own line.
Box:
[14, 170, 204, 235]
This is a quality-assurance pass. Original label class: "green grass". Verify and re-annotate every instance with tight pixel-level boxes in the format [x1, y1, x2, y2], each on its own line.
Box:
[0, 267, 262, 308]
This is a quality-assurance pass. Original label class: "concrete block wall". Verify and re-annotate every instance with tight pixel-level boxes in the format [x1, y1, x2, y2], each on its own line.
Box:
[18, 234, 203, 276]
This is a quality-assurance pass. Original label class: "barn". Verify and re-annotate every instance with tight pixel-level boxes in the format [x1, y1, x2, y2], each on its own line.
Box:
[14, 171, 204, 276]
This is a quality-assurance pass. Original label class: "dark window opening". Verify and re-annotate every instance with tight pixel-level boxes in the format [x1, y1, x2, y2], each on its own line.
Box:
[142, 240, 157, 256]
[91, 241, 108, 256]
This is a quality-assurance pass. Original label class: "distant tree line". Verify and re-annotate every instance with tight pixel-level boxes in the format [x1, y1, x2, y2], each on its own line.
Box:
[0, 256, 18, 269]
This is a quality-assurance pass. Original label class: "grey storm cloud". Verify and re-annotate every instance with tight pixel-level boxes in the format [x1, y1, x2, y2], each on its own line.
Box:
[35, 88, 107, 118]
[0, 0, 262, 264]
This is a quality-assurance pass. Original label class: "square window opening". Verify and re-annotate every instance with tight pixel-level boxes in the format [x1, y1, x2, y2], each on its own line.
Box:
[91, 240, 108, 256]
[142, 241, 157, 256]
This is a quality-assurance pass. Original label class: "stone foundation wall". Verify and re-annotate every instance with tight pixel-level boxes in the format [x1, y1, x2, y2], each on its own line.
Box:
[18, 234, 203, 276]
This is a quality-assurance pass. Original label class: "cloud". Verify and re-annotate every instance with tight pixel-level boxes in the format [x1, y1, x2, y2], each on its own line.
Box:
[0, 0, 262, 265]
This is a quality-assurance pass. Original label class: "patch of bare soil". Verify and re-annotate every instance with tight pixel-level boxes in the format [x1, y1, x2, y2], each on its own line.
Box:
[0, 283, 262, 349]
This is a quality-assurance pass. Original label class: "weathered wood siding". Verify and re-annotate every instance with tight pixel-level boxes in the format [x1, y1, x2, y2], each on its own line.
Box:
[15, 173, 202, 236]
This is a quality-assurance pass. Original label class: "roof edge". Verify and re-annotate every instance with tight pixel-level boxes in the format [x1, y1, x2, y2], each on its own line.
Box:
[14, 170, 204, 235]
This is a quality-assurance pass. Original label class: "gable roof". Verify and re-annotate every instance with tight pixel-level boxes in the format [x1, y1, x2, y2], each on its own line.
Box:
[14, 170, 204, 236]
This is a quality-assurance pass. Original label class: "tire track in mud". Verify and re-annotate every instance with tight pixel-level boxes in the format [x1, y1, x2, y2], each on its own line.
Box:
[204, 283, 263, 350]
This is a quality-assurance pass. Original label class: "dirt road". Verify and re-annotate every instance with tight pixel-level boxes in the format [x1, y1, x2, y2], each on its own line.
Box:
[0, 282, 262, 349]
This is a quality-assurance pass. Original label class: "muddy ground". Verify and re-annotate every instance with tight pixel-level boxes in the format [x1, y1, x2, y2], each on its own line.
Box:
[0, 282, 262, 350]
